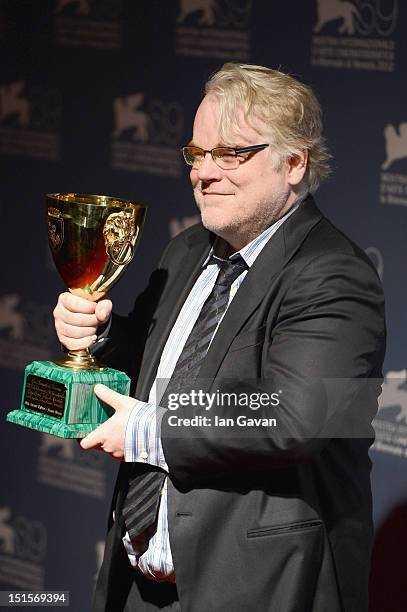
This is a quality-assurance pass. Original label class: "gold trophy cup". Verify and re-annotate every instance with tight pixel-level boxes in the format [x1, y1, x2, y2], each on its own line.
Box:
[7, 193, 146, 438]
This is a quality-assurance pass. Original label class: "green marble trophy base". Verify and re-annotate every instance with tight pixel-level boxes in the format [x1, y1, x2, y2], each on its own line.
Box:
[7, 360, 131, 439]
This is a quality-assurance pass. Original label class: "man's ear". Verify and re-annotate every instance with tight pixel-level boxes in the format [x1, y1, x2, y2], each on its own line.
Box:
[287, 150, 308, 186]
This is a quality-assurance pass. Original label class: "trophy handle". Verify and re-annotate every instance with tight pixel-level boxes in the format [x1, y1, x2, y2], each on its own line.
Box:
[107, 239, 135, 265]
[107, 224, 139, 265]
[103, 214, 139, 264]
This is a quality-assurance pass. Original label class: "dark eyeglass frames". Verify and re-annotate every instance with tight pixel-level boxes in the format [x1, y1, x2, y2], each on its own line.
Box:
[181, 143, 270, 170]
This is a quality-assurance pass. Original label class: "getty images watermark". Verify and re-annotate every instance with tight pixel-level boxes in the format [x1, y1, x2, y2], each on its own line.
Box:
[165, 389, 280, 428]
[154, 377, 390, 438]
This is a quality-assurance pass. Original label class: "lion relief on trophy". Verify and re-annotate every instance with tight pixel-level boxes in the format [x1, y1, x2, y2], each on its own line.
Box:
[103, 210, 137, 265]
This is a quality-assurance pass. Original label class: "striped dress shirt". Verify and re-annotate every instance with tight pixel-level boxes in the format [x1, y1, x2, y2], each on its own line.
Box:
[123, 200, 301, 580]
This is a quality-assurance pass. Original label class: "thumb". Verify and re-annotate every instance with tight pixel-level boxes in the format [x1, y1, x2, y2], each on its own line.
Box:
[95, 297, 112, 323]
[93, 383, 125, 412]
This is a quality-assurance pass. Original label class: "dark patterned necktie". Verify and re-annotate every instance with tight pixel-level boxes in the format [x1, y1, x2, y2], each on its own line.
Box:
[123, 254, 248, 541]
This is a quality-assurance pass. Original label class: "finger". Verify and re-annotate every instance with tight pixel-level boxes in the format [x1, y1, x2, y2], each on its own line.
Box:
[80, 427, 104, 450]
[95, 298, 112, 324]
[58, 335, 97, 351]
[93, 384, 127, 412]
[54, 301, 99, 327]
[54, 297, 98, 331]
[56, 320, 98, 339]
[59, 292, 97, 314]
[58, 310, 99, 327]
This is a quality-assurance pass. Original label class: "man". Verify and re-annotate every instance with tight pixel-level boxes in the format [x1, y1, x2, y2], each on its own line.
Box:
[54, 64, 385, 611]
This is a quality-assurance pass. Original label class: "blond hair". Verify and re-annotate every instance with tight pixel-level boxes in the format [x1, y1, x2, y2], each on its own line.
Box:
[204, 63, 331, 193]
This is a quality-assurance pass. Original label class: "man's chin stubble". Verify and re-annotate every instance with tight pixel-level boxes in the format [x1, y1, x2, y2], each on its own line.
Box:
[200, 214, 253, 248]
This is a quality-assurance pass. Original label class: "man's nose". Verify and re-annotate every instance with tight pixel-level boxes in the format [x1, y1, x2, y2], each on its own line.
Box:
[196, 152, 223, 181]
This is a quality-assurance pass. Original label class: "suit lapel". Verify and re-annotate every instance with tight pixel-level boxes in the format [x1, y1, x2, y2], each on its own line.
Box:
[199, 196, 323, 379]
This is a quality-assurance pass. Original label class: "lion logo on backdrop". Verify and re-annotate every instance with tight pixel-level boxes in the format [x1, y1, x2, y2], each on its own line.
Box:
[313, 0, 398, 36]
[55, 0, 90, 15]
[112, 93, 149, 142]
[380, 121, 407, 206]
[39, 433, 75, 460]
[0, 80, 61, 159]
[110, 93, 184, 176]
[0, 507, 47, 588]
[0, 294, 25, 340]
[54, 0, 121, 49]
[0, 507, 15, 555]
[373, 370, 407, 458]
[175, 0, 251, 60]
[0, 81, 30, 126]
[378, 370, 407, 423]
[0, 296, 55, 370]
[314, 0, 360, 35]
[382, 122, 407, 170]
[38, 433, 107, 498]
[177, 0, 216, 25]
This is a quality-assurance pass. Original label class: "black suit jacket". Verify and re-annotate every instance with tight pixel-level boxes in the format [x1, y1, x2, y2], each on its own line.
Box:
[93, 197, 385, 612]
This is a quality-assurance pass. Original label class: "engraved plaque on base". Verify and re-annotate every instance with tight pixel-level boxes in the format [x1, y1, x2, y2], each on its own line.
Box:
[7, 193, 146, 438]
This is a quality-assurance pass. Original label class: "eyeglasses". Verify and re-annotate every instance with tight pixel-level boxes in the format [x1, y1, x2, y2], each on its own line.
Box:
[181, 143, 270, 170]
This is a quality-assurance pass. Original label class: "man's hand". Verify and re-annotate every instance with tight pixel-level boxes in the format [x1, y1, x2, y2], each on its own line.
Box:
[53, 292, 112, 350]
[80, 384, 135, 460]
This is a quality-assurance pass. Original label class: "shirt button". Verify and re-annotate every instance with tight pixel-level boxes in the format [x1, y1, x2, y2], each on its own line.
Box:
[140, 451, 148, 460]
